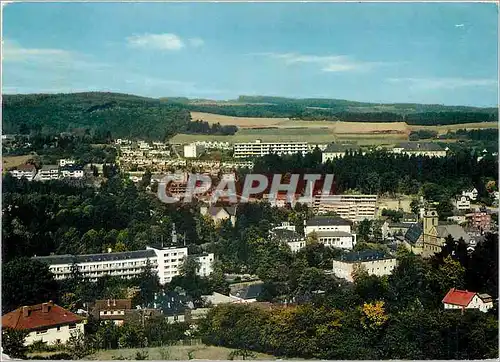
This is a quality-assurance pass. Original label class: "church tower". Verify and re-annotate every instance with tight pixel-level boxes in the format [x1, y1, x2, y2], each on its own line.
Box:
[423, 208, 438, 235]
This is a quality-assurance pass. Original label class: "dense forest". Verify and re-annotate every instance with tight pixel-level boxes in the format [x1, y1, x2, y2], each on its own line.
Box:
[2, 93, 192, 140]
[3, 93, 498, 141]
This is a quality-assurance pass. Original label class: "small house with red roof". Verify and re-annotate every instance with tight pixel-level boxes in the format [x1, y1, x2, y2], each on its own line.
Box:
[442, 288, 493, 313]
[2, 301, 85, 346]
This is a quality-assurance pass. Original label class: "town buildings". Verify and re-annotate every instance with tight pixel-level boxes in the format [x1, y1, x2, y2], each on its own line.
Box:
[442, 288, 493, 313]
[331, 250, 397, 282]
[313, 194, 378, 222]
[233, 140, 308, 158]
[36, 165, 60, 181]
[200, 205, 237, 226]
[184, 143, 205, 158]
[270, 222, 306, 252]
[454, 195, 471, 211]
[2, 301, 85, 346]
[391, 142, 447, 157]
[321, 144, 362, 162]
[466, 211, 492, 232]
[9, 164, 37, 181]
[462, 188, 478, 201]
[91, 299, 132, 326]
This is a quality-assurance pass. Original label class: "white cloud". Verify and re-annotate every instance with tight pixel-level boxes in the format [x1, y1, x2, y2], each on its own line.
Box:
[189, 38, 204, 47]
[2, 40, 74, 63]
[251, 52, 387, 72]
[126, 33, 185, 50]
[387, 77, 497, 89]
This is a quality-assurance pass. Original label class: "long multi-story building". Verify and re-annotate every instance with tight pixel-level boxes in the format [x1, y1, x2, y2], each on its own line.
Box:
[233, 140, 308, 158]
[313, 194, 378, 222]
[33, 226, 214, 285]
[332, 250, 397, 282]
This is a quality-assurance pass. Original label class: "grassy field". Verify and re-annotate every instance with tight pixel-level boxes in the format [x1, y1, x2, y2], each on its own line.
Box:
[2, 155, 34, 170]
[185, 112, 497, 144]
[89, 344, 280, 360]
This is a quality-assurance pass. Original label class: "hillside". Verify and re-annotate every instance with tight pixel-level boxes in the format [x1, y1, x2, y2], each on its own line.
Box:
[2, 92, 191, 140]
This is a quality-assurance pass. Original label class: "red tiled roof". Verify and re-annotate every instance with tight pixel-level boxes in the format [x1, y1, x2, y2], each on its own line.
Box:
[2, 302, 83, 331]
[442, 288, 476, 307]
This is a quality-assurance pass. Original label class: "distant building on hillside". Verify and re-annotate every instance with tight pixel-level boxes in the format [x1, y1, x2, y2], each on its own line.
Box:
[321, 144, 362, 162]
[233, 140, 308, 158]
[184, 143, 205, 158]
[9, 164, 37, 181]
[391, 142, 447, 157]
[270, 223, 306, 252]
[305, 217, 356, 249]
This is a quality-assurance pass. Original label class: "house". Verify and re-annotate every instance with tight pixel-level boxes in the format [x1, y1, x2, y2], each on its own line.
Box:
[381, 221, 415, 240]
[391, 142, 447, 157]
[442, 288, 493, 313]
[230, 282, 264, 303]
[332, 250, 397, 282]
[454, 195, 471, 211]
[184, 143, 205, 158]
[305, 216, 352, 235]
[2, 301, 85, 346]
[58, 159, 75, 167]
[200, 205, 237, 226]
[202, 292, 235, 306]
[10, 164, 37, 181]
[91, 299, 132, 326]
[462, 188, 478, 201]
[150, 290, 193, 323]
[270, 227, 306, 252]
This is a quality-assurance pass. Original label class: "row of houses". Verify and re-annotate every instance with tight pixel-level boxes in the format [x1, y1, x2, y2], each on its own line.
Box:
[8, 160, 84, 182]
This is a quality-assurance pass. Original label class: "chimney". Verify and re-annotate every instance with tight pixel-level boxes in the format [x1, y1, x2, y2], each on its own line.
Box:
[107, 299, 110, 307]
[22, 306, 30, 317]
[113, 299, 116, 307]
[42, 303, 51, 313]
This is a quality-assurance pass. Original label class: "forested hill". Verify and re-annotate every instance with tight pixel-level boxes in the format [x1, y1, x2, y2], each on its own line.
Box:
[2, 92, 191, 140]
[183, 96, 498, 125]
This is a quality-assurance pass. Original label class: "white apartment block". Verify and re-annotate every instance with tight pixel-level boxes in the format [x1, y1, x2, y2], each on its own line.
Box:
[36, 165, 60, 181]
[391, 143, 447, 158]
[454, 195, 471, 211]
[462, 188, 478, 201]
[332, 251, 397, 282]
[233, 140, 308, 158]
[10, 164, 37, 181]
[184, 143, 205, 158]
[34, 246, 214, 285]
[314, 194, 378, 222]
[59, 166, 84, 179]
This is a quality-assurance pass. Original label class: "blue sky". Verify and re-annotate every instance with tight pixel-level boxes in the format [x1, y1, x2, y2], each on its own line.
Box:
[3, 2, 498, 106]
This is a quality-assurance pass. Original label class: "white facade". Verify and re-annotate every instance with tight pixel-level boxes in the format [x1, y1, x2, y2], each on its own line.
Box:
[233, 140, 308, 158]
[184, 143, 204, 158]
[305, 223, 352, 235]
[314, 194, 377, 222]
[10, 167, 36, 181]
[37, 166, 59, 181]
[455, 195, 471, 211]
[35, 246, 214, 285]
[462, 188, 478, 201]
[443, 295, 493, 313]
[25, 322, 85, 346]
[58, 159, 75, 167]
[287, 240, 306, 252]
[60, 168, 84, 179]
[332, 257, 397, 282]
[316, 231, 356, 250]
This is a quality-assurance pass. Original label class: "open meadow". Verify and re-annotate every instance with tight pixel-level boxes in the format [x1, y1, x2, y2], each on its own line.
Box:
[183, 112, 498, 144]
[2, 155, 34, 170]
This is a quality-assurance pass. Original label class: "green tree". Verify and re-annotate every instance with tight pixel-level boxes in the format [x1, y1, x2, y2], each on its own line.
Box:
[1, 328, 29, 359]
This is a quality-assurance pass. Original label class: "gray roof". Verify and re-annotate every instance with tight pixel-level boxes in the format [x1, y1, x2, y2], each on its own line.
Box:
[334, 250, 394, 263]
[271, 228, 304, 241]
[394, 142, 444, 151]
[405, 224, 423, 245]
[231, 283, 263, 300]
[316, 230, 353, 237]
[436, 224, 470, 243]
[33, 249, 157, 265]
[324, 143, 357, 153]
[40, 165, 59, 171]
[388, 222, 414, 229]
[306, 217, 352, 227]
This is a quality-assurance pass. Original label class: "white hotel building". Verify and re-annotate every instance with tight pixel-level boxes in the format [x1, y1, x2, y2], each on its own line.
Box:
[34, 246, 214, 285]
[233, 140, 308, 158]
[33, 228, 214, 285]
